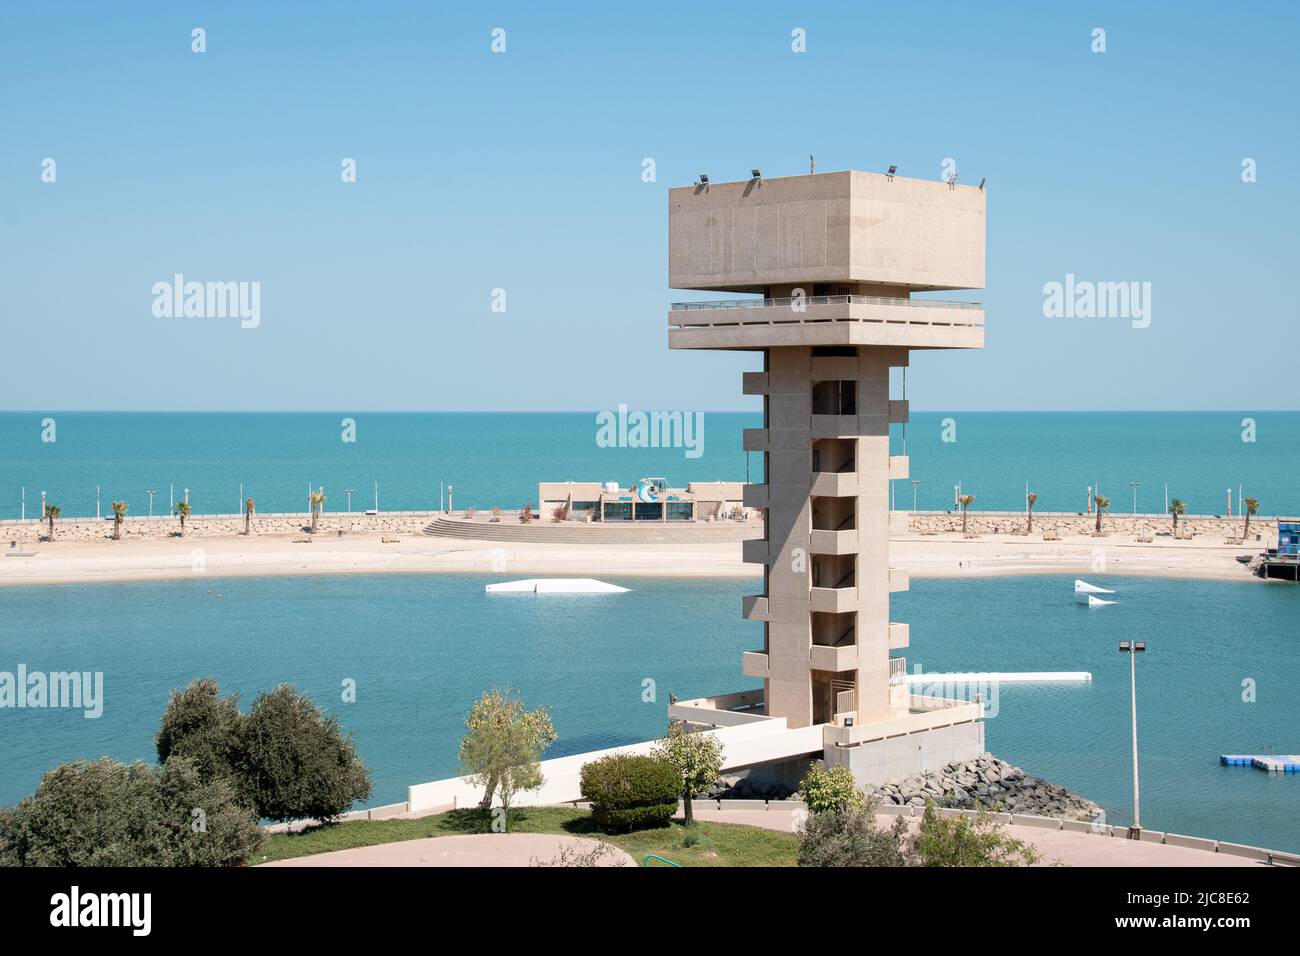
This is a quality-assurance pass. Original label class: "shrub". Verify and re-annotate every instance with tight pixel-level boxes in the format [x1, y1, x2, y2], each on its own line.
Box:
[799, 764, 864, 815]
[798, 797, 910, 867]
[241, 684, 372, 823]
[0, 756, 261, 867]
[913, 800, 1039, 867]
[580, 754, 680, 832]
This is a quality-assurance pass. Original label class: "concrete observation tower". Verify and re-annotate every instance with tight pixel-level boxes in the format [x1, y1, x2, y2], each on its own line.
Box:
[666, 168, 988, 783]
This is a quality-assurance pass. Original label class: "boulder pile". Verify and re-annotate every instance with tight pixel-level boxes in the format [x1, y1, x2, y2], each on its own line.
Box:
[873, 754, 1100, 820]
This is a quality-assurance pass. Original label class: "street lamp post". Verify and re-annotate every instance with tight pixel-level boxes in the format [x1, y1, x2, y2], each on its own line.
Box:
[1129, 481, 1140, 516]
[1118, 639, 1147, 838]
[344, 488, 354, 513]
[911, 479, 920, 514]
[147, 490, 156, 518]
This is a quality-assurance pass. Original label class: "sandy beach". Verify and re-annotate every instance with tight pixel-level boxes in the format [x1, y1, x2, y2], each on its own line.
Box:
[0, 525, 1264, 587]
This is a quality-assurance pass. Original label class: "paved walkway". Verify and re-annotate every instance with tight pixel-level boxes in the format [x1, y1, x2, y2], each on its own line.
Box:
[689, 807, 1261, 867]
[261, 833, 633, 868]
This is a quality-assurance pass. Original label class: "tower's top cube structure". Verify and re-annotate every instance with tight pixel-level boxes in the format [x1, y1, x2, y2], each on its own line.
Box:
[669, 170, 985, 293]
[667, 171, 986, 352]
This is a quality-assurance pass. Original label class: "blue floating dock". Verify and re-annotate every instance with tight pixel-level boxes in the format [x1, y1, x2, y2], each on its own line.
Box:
[1220, 754, 1300, 772]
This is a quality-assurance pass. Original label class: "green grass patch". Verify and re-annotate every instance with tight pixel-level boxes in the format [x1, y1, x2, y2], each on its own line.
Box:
[258, 807, 798, 867]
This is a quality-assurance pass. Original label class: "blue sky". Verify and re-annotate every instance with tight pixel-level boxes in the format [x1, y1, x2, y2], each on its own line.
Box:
[1, 1, 1296, 412]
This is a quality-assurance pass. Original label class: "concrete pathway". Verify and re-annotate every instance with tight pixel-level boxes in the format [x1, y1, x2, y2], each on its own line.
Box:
[689, 806, 1261, 867]
[261, 833, 633, 868]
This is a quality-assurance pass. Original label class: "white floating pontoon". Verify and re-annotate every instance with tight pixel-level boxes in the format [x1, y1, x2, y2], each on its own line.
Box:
[486, 578, 630, 594]
[1074, 579, 1114, 595]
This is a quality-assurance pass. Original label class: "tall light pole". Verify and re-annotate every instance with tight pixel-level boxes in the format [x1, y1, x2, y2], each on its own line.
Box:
[1119, 639, 1146, 838]
[448, 484, 454, 515]
[147, 490, 156, 518]
[373, 481, 379, 513]
[344, 488, 354, 513]
[1129, 481, 1140, 516]
[1226, 487, 1232, 518]
[96, 485, 101, 520]
[911, 479, 920, 514]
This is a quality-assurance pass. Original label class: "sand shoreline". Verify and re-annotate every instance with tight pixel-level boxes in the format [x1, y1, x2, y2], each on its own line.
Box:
[0, 528, 1264, 588]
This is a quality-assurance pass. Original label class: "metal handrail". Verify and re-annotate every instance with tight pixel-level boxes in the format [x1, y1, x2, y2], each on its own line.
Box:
[669, 294, 981, 311]
[643, 853, 682, 867]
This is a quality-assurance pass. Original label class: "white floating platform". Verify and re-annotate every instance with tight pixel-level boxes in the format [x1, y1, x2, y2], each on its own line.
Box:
[905, 672, 1092, 684]
[1074, 579, 1114, 595]
[486, 578, 630, 594]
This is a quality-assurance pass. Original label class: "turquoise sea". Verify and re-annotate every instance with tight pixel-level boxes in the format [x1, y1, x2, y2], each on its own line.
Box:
[2, 411, 1298, 519]
[0, 573, 1295, 852]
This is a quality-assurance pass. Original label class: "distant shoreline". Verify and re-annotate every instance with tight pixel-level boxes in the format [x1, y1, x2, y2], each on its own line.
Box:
[0, 524, 1265, 588]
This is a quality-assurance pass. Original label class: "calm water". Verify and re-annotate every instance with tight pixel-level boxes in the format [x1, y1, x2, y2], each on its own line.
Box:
[2, 411, 1297, 519]
[0, 573, 1295, 852]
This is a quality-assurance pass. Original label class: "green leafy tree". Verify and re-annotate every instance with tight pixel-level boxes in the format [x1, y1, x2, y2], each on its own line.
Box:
[43, 503, 60, 541]
[913, 800, 1040, 867]
[799, 764, 864, 815]
[175, 500, 191, 536]
[244, 497, 255, 536]
[1168, 498, 1186, 536]
[156, 678, 245, 787]
[1242, 497, 1259, 539]
[1094, 494, 1109, 534]
[111, 500, 127, 540]
[1026, 492, 1037, 533]
[959, 494, 975, 535]
[0, 756, 261, 867]
[458, 688, 556, 818]
[652, 720, 724, 825]
[241, 684, 371, 823]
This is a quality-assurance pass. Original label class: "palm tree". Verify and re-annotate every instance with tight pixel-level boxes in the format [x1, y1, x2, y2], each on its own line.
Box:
[1026, 492, 1038, 533]
[175, 501, 191, 537]
[959, 494, 975, 536]
[1094, 495, 1109, 534]
[309, 490, 325, 534]
[1168, 498, 1186, 536]
[44, 503, 60, 541]
[111, 500, 127, 540]
[1242, 497, 1259, 540]
[244, 497, 255, 536]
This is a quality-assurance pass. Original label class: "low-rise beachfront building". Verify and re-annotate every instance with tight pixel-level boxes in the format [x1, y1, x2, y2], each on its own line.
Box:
[536, 480, 747, 522]
[665, 169, 988, 785]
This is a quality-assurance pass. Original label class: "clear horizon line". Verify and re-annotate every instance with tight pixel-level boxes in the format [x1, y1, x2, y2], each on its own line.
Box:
[1, 408, 1296, 415]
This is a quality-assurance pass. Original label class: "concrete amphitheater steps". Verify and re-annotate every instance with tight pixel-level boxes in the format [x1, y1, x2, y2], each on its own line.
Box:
[421, 516, 759, 544]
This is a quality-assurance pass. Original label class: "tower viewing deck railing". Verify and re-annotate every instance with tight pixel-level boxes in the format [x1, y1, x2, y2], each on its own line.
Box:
[670, 294, 982, 312]
[668, 294, 985, 349]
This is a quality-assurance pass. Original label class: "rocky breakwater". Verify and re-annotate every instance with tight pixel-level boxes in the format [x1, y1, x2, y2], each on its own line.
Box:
[875, 754, 1101, 821]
